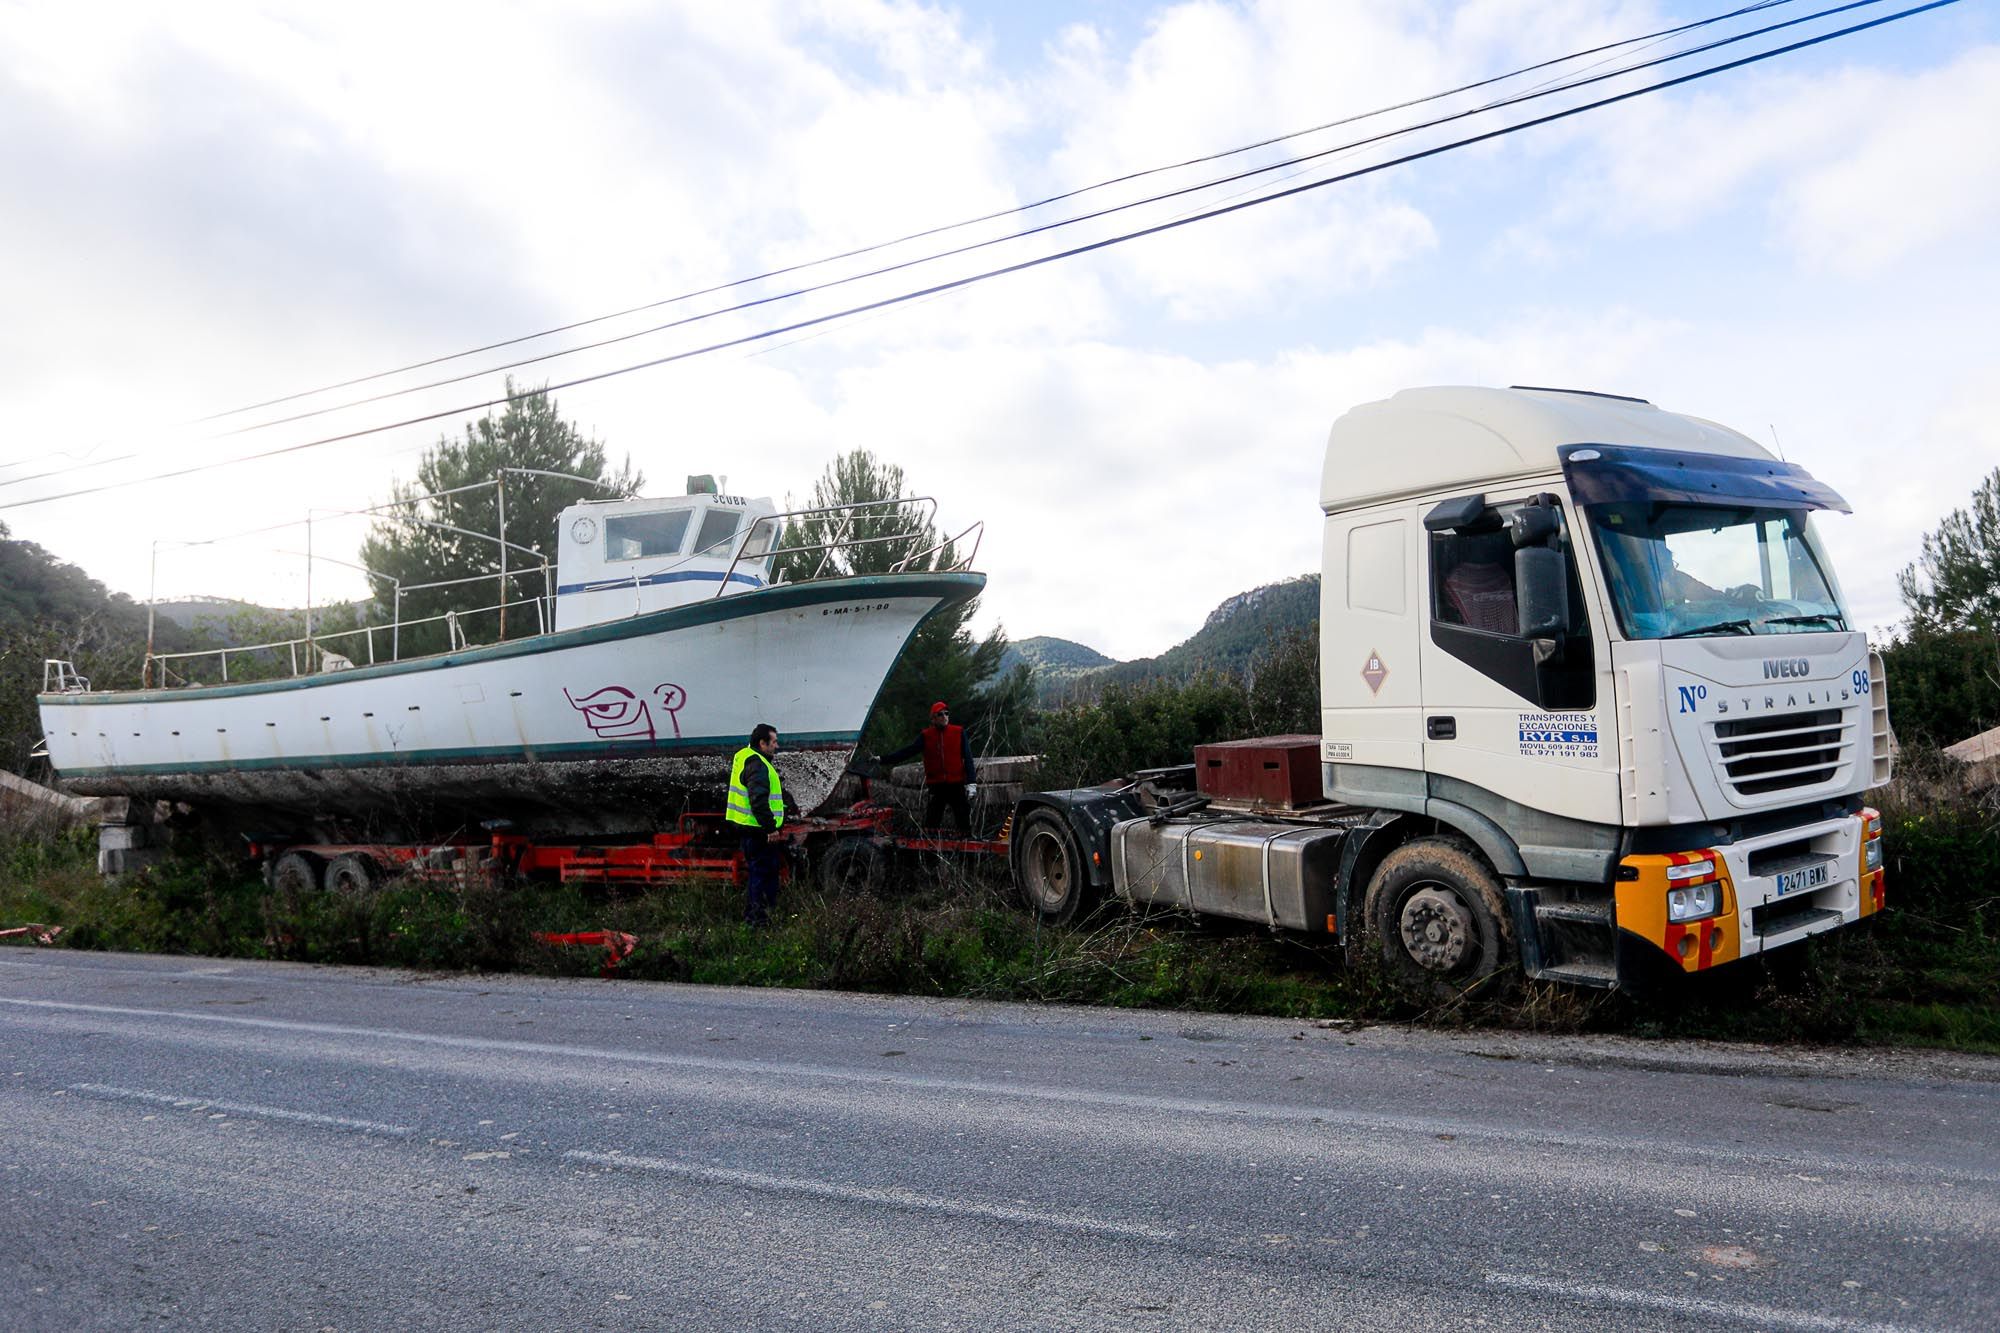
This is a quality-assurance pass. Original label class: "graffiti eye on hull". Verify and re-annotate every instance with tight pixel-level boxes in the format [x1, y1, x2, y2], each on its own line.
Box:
[564, 685, 654, 740]
[563, 683, 691, 741]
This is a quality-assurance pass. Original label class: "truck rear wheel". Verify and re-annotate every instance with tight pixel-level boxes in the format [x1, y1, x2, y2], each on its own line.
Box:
[1012, 809, 1092, 924]
[1363, 838, 1515, 999]
[269, 851, 321, 896]
[325, 853, 381, 896]
[818, 837, 888, 896]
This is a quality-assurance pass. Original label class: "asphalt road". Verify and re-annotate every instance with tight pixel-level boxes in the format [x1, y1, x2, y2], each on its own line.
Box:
[1, 949, 1995, 1331]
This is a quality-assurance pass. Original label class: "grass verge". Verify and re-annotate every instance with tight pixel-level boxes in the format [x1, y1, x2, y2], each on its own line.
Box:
[3, 752, 1995, 1051]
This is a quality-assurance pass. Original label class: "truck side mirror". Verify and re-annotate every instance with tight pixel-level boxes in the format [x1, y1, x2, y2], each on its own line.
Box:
[1516, 544, 1571, 643]
[1508, 500, 1560, 548]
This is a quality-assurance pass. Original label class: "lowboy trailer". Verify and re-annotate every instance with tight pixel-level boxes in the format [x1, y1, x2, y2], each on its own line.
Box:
[249, 798, 1008, 898]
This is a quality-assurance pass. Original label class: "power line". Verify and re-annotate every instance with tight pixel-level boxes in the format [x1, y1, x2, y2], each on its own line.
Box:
[0, 0, 1803, 469]
[0, 0, 1870, 492]
[0, 0, 1955, 516]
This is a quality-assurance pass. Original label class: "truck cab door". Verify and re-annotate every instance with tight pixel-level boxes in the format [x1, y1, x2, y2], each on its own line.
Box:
[1416, 490, 1620, 835]
[1320, 504, 1426, 803]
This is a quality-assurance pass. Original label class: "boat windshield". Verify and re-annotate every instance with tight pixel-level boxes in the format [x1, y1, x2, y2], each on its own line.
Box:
[1585, 501, 1848, 640]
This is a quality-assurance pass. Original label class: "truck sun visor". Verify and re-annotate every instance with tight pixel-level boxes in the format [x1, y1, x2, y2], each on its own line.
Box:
[1558, 444, 1850, 513]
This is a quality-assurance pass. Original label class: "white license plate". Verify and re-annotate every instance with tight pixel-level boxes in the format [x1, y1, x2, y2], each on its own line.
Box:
[1775, 861, 1830, 898]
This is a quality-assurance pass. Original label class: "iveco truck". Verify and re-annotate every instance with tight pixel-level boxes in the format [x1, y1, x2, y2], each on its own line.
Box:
[1010, 386, 1892, 990]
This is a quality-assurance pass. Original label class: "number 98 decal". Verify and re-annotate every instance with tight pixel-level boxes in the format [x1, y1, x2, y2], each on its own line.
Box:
[1852, 669, 1871, 696]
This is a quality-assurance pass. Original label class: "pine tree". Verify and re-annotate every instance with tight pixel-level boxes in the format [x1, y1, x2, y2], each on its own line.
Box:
[773, 449, 1007, 754]
[358, 381, 641, 655]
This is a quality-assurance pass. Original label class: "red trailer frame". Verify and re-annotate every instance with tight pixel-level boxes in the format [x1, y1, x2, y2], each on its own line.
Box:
[249, 801, 1010, 893]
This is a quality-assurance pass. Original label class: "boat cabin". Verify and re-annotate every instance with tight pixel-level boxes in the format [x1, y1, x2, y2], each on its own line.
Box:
[554, 490, 781, 631]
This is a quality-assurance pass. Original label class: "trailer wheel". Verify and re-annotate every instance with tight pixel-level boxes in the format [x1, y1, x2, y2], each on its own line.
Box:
[1013, 809, 1092, 924]
[325, 853, 381, 896]
[818, 837, 888, 896]
[1363, 838, 1515, 999]
[269, 852, 321, 896]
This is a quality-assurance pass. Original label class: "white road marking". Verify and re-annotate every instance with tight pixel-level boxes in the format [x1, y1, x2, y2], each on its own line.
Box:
[3, 997, 1990, 1186]
[1483, 1272, 1924, 1332]
[68, 1082, 413, 1137]
[564, 1149, 1175, 1242]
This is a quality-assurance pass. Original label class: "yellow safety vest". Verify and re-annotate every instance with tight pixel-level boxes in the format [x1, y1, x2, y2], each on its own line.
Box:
[726, 746, 784, 829]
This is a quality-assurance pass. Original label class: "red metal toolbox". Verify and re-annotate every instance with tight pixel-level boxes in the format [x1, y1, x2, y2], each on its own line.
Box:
[1193, 735, 1323, 808]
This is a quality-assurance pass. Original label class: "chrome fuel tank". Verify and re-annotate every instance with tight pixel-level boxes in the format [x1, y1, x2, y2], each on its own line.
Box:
[1110, 817, 1347, 931]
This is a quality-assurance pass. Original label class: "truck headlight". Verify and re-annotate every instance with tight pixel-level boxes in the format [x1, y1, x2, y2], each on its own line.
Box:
[1668, 883, 1721, 923]
[1865, 838, 1883, 871]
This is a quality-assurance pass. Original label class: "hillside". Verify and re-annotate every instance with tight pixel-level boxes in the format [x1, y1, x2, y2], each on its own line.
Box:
[998, 635, 1116, 676]
[1012, 574, 1319, 702]
[0, 523, 193, 773]
[1089, 574, 1319, 691]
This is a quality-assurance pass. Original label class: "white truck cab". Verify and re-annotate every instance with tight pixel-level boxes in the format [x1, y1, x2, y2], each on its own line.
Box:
[1012, 385, 1891, 992]
[1317, 385, 1890, 983]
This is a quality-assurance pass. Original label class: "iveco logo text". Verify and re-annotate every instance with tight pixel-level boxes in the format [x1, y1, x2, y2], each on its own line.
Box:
[1763, 658, 1812, 679]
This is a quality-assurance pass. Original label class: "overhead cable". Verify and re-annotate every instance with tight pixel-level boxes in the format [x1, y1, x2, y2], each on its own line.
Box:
[0, 0, 1956, 515]
[0, 0, 1875, 492]
[21, 0, 1803, 449]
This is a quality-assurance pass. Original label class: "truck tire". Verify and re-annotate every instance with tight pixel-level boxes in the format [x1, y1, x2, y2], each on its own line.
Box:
[269, 851, 321, 896]
[325, 853, 381, 896]
[818, 837, 888, 896]
[1363, 838, 1515, 999]
[1012, 808, 1092, 924]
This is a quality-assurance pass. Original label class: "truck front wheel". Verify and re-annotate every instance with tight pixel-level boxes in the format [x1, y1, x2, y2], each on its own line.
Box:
[1012, 809, 1093, 924]
[1363, 839, 1515, 998]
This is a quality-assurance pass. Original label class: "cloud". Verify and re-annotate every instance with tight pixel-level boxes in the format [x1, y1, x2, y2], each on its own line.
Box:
[1530, 43, 2000, 274]
[0, 0, 1992, 673]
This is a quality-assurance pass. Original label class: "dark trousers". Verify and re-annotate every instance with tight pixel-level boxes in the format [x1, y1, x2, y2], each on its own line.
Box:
[922, 782, 972, 834]
[740, 830, 782, 925]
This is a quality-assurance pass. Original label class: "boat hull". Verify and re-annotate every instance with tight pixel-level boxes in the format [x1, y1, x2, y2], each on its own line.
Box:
[38, 573, 981, 834]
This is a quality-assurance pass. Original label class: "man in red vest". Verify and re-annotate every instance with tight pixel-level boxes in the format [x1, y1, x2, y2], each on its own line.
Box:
[878, 701, 977, 833]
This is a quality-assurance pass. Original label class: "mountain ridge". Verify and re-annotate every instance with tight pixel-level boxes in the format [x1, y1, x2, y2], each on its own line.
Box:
[1008, 574, 1319, 701]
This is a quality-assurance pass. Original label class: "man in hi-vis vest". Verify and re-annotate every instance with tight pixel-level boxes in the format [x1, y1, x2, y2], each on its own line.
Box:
[726, 723, 785, 925]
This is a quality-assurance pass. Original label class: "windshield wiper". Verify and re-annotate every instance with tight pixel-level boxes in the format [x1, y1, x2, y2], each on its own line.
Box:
[1665, 619, 1756, 638]
[1761, 613, 1846, 628]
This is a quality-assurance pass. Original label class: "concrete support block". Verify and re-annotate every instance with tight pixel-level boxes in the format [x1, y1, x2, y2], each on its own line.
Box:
[96, 795, 154, 827]
[98, 824, 153, 851]
[99, 845, 165, 876]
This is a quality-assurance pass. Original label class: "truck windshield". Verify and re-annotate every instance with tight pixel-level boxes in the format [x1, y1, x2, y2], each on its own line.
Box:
[1585, 502, 1847, 640]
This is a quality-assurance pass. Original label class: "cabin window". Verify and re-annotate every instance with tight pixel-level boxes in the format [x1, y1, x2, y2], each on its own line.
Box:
[1431, 526, 1519, 633]
[1347, 519, 1406, 615]
[1426, 498, 1595, 710]
[694, 507, 742, 557]
[606, 509, 692, 561]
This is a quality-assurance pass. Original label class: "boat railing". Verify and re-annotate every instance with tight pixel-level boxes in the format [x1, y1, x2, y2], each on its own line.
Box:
[714, 498, 977, 597]
[42, 660, 90, 694]
[143, 590, 551, 685]
[132, 490, 980, 686]
[891, 520, 984, 574]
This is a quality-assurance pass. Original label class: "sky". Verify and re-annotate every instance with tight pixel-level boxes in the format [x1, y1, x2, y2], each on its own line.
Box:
[2, 0, 1996, 662]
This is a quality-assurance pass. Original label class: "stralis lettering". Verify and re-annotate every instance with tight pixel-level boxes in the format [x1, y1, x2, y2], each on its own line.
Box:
[1763, 658, 1812, 679]
[1714, 688, 1848, 715]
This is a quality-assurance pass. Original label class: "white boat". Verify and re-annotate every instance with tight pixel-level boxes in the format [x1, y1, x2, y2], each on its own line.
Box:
[37, 487, 983, 834]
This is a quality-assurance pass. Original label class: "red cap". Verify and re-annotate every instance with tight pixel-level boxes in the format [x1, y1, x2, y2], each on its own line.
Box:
[930, 701, 949, 715]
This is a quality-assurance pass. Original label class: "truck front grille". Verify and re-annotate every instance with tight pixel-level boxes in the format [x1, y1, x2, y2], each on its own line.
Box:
[1710, 709, 1850, 798]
